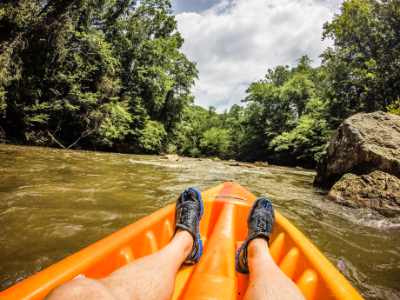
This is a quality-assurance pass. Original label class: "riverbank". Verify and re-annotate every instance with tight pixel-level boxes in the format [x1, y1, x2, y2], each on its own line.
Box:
[0, 140, 313, 170]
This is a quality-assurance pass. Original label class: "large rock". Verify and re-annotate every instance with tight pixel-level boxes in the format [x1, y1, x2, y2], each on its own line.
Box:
[315, 111, 400, 187]
[328, 171, 400, 217]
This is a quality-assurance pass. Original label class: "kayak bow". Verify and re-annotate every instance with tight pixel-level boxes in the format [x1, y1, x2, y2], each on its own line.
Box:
[0, 182, 363, 300]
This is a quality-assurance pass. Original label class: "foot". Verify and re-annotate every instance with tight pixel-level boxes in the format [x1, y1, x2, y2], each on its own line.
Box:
[236, 197, 275, 273]
[175, 187, 204, 264]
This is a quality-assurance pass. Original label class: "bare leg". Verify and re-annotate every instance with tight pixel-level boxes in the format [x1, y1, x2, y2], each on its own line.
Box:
[244, 238, 305, 300]
[47, 230, 193, 300]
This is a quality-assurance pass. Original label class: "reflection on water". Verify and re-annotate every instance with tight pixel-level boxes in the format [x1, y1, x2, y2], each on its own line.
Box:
[0, 144, 399, 299]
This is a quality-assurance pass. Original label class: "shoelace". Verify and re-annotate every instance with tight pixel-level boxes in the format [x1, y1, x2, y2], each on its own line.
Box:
[180, 206, 190, 224]
[255, 217, 267, 232]
[179, 202, 198, 224]
[253, 211, 269, 231]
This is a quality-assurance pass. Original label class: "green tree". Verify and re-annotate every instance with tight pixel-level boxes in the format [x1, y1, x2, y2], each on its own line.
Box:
[239, 56, 328, 165]
[0, 0, 197, 152]
[200, 127, 231, 157]
[175, 105, 218, 157]
[108, 0, 197, 144]
[98, 100, 133, 146]
[138, 120, 166, 153]
[270, 98, 331, 166]
[322, 0, 400, 126]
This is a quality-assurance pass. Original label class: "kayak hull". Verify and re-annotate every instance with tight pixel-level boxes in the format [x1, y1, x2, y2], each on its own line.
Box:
[0, 182, 363, 300]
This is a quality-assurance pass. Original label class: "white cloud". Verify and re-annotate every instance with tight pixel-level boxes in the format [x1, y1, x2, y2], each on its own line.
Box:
[176, 0, 343, 111]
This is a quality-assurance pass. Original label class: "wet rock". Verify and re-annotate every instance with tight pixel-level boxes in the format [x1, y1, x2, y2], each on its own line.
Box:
[315, 111, 400, 187]
[161, 154, 180, 161]
[328, 171, 400, 217]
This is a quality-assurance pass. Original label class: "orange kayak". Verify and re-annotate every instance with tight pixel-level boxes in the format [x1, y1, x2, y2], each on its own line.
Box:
[0, 182, 363, 300]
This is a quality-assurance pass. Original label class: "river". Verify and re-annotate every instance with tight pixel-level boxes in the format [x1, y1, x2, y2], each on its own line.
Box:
[0, 144, 399, 299]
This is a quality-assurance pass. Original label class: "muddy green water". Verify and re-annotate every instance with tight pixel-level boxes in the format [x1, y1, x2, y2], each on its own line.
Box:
[0, 144, 399, 299]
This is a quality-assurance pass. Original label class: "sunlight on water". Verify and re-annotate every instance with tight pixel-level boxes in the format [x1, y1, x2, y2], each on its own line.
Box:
[0, 145, 399, 299]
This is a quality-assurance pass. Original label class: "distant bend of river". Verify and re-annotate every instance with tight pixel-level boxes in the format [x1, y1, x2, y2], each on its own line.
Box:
[0, 144, 399, 299]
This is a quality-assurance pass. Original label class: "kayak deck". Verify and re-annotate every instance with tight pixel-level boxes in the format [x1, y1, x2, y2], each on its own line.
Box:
[0, 182, 363, 300]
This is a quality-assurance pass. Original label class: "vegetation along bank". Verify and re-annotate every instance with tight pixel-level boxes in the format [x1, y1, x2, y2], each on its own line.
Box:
[1, 0, 400, 169]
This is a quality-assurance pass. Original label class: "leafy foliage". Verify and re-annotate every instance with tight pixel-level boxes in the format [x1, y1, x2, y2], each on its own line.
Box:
[200, 127, 231, 158]
[322, 0, 400, 126]
[1, 0, 399, 168]
[232, 55, 329, 166]
[0, 0, 196, 150]
[270, 98, 331, 165]
[387, 99, 400, 116]
[138, 120, 166, 153]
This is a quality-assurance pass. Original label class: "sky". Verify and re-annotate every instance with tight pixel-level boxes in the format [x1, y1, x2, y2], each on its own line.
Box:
[172, 0, 343, 111]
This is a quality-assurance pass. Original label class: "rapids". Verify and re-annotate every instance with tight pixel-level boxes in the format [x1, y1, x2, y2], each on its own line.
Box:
[0, 145, 399, 299]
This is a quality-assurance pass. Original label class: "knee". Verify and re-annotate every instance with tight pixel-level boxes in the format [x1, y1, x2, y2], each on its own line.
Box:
[46, 277, 116, 300]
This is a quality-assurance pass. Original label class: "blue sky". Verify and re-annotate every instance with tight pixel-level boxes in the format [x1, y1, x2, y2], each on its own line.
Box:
[172, 0, 343, 111]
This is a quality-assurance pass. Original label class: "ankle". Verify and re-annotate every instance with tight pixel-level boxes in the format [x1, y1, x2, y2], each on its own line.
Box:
[174, 230, 194, 256]
[247, 238, 269, 259]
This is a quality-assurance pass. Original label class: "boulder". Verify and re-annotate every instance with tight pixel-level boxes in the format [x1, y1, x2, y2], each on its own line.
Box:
[328, 171, 400, 217]
[315, 111, 400, 187]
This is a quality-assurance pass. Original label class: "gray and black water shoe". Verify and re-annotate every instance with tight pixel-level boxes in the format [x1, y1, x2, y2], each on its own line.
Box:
[236, 197, 275, 273]
[175, 187, 204, 264]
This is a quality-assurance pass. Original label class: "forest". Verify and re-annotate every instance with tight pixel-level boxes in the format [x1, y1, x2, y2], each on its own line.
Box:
[1, 0, 399, 168]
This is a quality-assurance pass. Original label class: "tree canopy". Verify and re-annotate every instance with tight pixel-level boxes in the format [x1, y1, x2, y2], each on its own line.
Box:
[0, 0, 197, 151]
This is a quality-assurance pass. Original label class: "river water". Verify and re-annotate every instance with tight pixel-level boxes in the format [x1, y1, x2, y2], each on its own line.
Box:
[0, 144, 399, 299]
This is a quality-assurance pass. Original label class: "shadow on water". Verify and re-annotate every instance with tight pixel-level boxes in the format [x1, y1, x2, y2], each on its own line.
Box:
[0, 145, 399, 299]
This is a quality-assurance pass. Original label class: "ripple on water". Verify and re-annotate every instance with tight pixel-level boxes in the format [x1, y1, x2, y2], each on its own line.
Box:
[0, 144, 399, 299]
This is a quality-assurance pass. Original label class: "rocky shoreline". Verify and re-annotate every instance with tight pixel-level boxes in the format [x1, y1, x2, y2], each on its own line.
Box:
[315, 111, 400, 217]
